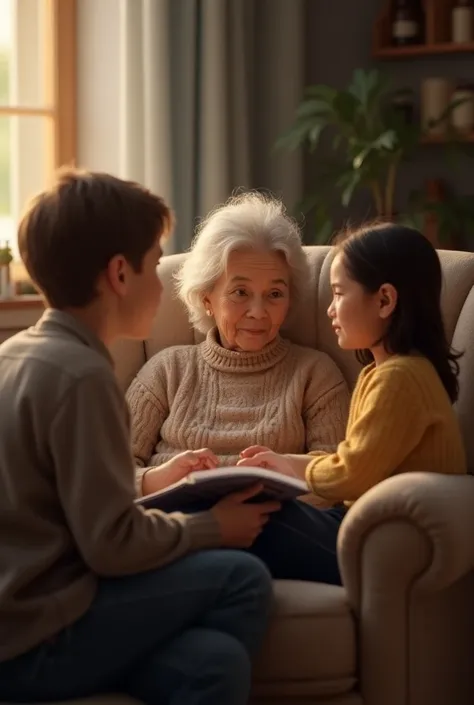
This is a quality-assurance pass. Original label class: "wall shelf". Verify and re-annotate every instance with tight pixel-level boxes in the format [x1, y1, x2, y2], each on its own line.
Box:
[421, 132, 474, 144]
[373, 0, 474, 59]
[374, 42, 474, 59]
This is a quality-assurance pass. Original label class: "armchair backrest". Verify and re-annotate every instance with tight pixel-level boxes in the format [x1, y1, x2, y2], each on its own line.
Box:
[112, 246, 474, 470]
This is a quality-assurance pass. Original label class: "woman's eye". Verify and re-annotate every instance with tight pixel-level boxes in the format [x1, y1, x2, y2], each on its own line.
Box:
[269, 290, 284, 299]
[232, 289, 247, 297]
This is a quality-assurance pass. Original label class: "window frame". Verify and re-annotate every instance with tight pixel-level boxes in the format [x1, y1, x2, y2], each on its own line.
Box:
[0, 0, 76, 309]
[0, 0, 76, 173]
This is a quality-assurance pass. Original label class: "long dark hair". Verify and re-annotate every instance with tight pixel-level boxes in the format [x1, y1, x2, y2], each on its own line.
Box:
[338, 223, 462, 403]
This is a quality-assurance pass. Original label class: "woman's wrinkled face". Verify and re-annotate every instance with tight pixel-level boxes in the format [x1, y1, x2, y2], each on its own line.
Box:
[204, 248, 290, 351]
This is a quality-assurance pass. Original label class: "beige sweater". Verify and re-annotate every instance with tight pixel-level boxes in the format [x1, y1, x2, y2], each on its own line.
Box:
[126, 328, 350, 488]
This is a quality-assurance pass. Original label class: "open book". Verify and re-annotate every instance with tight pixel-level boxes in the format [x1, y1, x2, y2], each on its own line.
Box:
[136, 466, 308, 512]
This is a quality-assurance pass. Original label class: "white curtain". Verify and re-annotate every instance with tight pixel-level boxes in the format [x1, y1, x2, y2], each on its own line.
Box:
[118, 0, 304, 252]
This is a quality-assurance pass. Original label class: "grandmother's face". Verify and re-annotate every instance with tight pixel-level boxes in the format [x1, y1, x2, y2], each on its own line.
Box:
[203, 248, 290, 351]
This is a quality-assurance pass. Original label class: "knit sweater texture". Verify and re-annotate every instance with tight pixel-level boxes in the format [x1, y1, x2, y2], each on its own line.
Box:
[126, 328, 350, 490]
[306, 355, 467, 504]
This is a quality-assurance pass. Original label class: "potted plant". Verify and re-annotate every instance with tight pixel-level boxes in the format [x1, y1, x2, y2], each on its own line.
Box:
[277, 68, 468, 242]
[0, 242, 13, 299]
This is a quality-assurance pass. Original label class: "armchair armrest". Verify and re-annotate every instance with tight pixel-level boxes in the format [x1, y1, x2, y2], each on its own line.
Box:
[337, 472, 474, 705]
[338, 471, 474, 606]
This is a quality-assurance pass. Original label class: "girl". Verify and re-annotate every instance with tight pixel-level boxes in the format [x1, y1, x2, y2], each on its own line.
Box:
[238, 222, 467, 585]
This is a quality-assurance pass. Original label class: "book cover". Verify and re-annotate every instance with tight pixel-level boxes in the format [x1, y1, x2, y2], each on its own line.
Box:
[136, 466, 307, 512]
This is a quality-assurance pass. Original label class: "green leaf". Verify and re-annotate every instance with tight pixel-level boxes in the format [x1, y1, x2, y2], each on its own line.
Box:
[274, 117, 324, 151]
[308, 123, 324, 152]
[337, 171, 362, 207]
[296, 99, 332, 119]
[348, 68, 390, 115]
[332, 91, 359, 123]
[304, 84, 338, 103]
[352, 130, 397, 169]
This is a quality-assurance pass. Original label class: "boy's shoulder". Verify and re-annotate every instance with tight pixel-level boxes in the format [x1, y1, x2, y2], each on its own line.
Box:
[0, 315, 116, 408]
[1, 326, 110, 379]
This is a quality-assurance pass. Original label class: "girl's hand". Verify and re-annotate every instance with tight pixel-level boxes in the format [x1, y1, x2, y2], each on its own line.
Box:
[237, 449, 297, 478]
[143, 448, 219, 495]
[239, 445, 272, 459]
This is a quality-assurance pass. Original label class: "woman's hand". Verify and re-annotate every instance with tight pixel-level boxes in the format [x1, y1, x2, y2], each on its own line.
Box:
[143, 448, 219, 495]
[237, 446, 297, 477]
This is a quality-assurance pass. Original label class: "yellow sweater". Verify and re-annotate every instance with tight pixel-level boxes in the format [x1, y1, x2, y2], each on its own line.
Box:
[306, 355, 467, 504]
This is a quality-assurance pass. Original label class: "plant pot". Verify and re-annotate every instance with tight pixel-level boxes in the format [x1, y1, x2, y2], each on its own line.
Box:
[0, 263, 13, 300]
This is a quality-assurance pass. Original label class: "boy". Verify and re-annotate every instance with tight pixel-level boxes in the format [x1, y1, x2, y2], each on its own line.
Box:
[0, 169, 279, 705]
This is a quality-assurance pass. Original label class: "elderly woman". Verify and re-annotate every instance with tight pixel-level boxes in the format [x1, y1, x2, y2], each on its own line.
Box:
[126, 192, 349, 495]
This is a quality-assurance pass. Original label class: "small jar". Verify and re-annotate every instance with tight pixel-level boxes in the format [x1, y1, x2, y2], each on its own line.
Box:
[451, 84, 474, 133]
[452, 0, 474, 44]
[421, 78, 452, 136]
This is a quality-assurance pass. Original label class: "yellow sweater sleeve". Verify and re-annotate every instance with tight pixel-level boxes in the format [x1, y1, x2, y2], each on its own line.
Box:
[305, 365, 429, 502]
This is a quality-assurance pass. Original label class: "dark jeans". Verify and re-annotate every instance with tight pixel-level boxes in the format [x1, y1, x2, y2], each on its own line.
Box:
[0, 550, 273, 705]
[249, 499, 347, 585]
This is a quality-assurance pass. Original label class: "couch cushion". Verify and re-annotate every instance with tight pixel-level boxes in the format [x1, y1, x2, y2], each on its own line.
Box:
[253, 580, 357, 699]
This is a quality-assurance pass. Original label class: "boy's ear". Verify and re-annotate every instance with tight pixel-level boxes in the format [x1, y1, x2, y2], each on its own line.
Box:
[378, 283, 397, 319]
[105, 254, 128, 295]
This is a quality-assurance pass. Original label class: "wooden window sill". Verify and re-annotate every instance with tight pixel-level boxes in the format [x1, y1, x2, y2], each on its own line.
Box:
[0, 296, 44, 311]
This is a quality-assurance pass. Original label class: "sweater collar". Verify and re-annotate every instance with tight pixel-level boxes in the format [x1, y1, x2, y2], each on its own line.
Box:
[200, 327, 291, 373]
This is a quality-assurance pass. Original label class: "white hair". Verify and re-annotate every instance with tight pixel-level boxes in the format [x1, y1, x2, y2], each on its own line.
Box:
[174, 191, 310, 332]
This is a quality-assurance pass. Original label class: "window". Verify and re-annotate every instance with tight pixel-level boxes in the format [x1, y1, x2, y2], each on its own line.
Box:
[0, 0, 75, 287]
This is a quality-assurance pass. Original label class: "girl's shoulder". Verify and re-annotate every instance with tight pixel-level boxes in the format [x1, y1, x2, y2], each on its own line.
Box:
[360, 355, 437, 390]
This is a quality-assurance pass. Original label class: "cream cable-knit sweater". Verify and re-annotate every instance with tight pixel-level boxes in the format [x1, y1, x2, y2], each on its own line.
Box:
[126, 328, 350, 486]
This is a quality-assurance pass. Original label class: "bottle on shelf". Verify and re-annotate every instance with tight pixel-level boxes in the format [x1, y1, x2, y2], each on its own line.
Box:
[452, 0, 474, 44]
[391, 0, 425, 46]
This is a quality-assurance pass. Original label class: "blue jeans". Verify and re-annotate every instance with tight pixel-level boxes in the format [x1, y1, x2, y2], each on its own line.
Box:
[249, 500, 347, 585]
[0, 550, 273, 705]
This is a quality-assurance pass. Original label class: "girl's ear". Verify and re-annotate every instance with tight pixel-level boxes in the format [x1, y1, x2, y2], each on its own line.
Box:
[378, 283, 397, 319]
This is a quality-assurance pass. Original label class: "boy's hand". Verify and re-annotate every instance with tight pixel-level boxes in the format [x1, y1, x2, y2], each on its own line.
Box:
[212, 484, 281, 548]
[237, 447, 297, 478]
[143, 448, 219, 495]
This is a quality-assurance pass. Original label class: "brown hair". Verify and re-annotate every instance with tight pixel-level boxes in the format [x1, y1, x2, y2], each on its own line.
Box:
[18, 167, 173, 309]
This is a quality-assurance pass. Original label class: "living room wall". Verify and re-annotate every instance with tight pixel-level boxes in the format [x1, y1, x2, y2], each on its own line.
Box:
[304, 0, 474, 240]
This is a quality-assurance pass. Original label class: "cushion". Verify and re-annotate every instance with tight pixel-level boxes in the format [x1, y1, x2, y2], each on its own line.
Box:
[253, 580, 357, 699]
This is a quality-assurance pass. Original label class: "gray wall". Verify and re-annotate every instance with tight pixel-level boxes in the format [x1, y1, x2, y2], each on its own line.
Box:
[303, 0, 474, 239]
